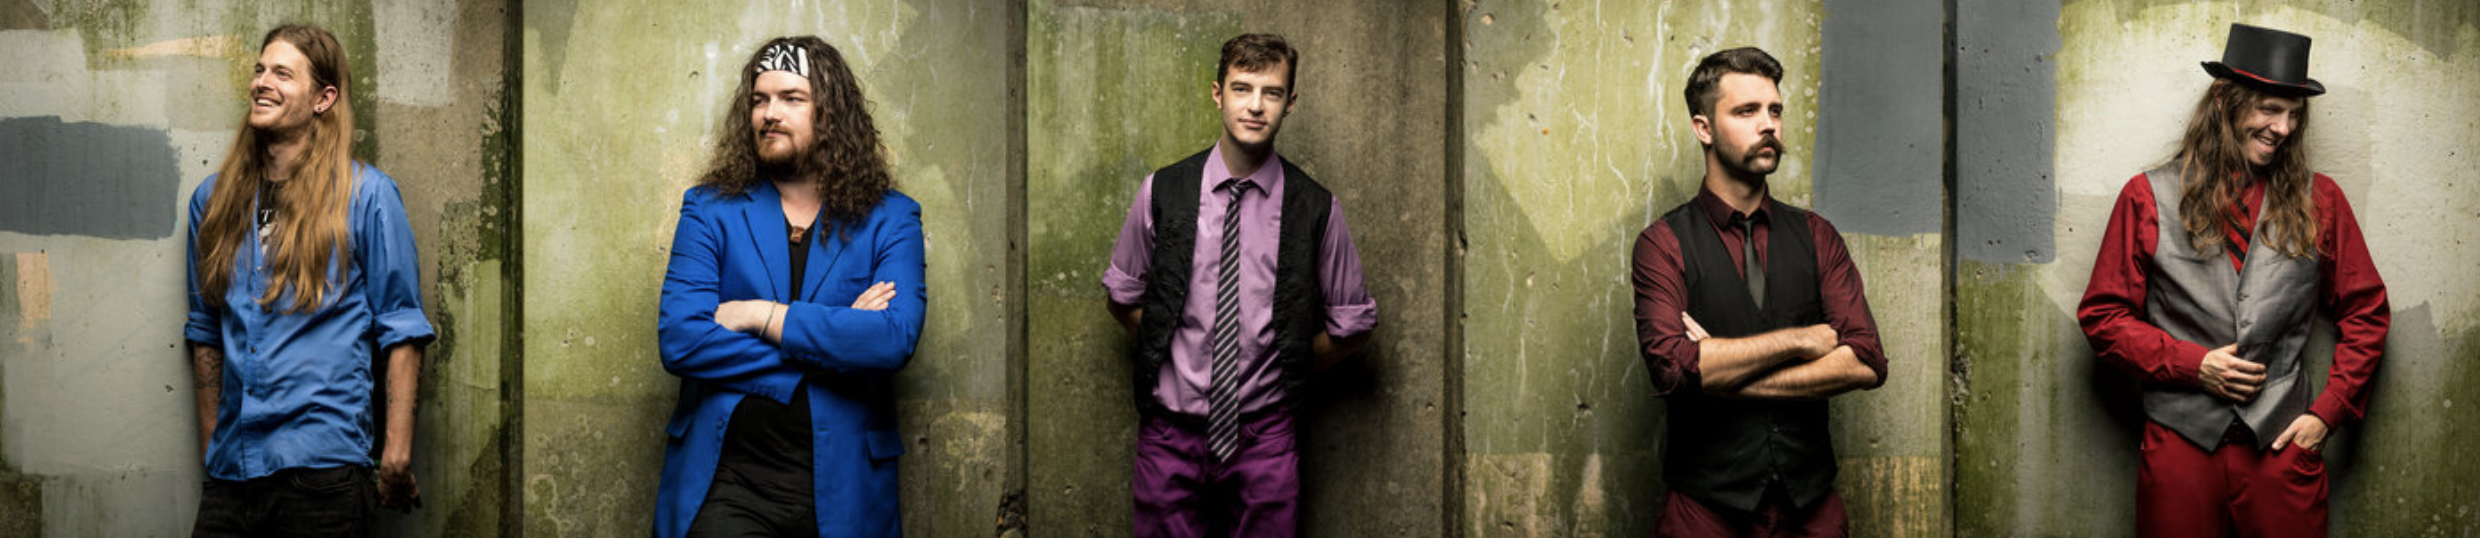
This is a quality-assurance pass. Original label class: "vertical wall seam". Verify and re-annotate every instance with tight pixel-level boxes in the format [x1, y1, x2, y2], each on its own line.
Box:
[1938, 0, 1961, 536]
[1440, 1, 1467, 536]
[1001, 0, 1031, 535]
[501, 0, 527, 535]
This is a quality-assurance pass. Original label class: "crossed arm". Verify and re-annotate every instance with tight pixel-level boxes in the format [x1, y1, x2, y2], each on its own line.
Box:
[1680, 314, 1877, 400]
[1631, 214, 1886, 401]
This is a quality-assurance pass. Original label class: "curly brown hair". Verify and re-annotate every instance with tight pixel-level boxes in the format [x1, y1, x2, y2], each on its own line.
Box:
[696, 36, 892, 241]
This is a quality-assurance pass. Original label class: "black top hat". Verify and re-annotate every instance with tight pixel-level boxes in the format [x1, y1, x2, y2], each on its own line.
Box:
[2202, 23, 2324, 97]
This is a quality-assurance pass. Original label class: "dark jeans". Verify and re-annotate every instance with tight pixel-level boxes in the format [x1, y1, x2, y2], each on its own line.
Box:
[192, 465, 374, 538]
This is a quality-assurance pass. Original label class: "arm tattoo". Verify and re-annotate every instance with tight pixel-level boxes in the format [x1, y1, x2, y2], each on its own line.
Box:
[192, 347, 224, 390]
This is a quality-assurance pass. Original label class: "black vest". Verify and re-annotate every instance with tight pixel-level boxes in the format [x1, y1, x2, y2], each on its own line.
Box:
[1657, 198, 1836, 513]
[1133, 149, 1332, 415]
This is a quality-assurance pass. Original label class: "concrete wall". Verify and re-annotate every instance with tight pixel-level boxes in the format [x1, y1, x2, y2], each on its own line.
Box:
[0, 0, 515, 536]
[1458, 0, 1951, 536]
[1024, 0, 1451, 535]
[7, 0, 2476, 535]
[1955, 0, 2480, 535]
[519, 0, 1015, 535]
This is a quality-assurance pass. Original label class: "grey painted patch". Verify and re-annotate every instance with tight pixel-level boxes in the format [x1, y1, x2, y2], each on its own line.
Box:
[0, 117, 181, 239]
[1955, 0, 2059, 262]
[1815, 0, 1944, 235]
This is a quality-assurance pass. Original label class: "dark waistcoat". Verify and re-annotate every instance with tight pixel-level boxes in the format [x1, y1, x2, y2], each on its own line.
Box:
[2140, 162, 2320, 451]
[1134, 149, 1332, 415]
[1658, 198, 1835, 513]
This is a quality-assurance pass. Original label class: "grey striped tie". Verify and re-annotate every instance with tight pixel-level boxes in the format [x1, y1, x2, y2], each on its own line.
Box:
[1207, 179, 1253, 462]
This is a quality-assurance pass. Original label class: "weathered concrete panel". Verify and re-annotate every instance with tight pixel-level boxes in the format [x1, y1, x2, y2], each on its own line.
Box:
[1956, 1, 2480, 535]
[521, 0, 1014, 534]
[1026, 0, 1450, 535]
[1461, 1, 1952, 536]
[1, 0, 513, 535]
[1816, 0, 1944, 235]
[1957, 0, 2062, 264]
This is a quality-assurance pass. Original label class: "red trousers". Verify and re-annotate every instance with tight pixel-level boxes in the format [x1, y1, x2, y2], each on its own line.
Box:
[1655, 489, 1847, 538]
[2137, 420, 2329, 537]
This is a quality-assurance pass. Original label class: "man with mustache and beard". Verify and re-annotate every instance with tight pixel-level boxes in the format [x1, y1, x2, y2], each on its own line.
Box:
[654, 36, 925, 538]
[1629, 46, 1887, 538]
[2076, 24, 2387, 537]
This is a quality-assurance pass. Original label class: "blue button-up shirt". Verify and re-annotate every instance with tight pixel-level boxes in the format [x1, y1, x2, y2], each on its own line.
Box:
[183, 163, 434, 481]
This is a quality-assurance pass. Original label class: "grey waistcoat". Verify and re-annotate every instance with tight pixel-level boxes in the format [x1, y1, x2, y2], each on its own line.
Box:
[2142, 162, 2321, 452]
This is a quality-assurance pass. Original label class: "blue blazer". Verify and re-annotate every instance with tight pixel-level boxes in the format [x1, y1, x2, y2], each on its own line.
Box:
[654, 180, 925, 538]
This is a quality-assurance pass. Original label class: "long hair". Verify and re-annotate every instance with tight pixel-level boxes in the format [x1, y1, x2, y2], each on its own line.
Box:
[194, 24, 359, 313]
[2170, 78, 2319, 258]
[695, 36, 892, 242]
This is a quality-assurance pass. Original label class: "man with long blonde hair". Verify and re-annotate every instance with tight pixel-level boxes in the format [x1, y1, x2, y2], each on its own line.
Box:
[183, 23, 431, 536]
[2078, 23, 2390, 537]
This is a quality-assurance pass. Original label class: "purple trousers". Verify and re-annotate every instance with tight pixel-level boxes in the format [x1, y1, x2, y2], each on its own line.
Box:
[1133, 406, 1299, 538]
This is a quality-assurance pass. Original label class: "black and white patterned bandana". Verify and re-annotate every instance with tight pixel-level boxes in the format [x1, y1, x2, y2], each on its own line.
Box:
[753, 43, 811, 78]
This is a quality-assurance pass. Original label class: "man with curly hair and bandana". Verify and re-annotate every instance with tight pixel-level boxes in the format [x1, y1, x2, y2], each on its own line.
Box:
[654, 36, 927, 538]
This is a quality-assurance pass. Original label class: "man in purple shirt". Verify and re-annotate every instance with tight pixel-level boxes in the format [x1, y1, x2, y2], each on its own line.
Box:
[1100, 33, 1379, 538]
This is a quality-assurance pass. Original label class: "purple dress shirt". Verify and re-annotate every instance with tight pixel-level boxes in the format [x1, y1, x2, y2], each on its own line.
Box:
[1103, 144, 1379, 417]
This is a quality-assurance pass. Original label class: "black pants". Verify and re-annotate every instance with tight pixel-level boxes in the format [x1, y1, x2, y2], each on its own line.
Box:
[192, 465, 374, 538]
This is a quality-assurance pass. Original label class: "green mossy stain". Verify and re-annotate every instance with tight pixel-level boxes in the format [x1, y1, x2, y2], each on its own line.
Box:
[1025, 2, 1236, 298]
[440, 423, 508, 538]
[0, 254, 35, 536]
[47, 0, 147, 51]
[1950, 259, 2041, 536]
[2340, 327, 2480, 535]
[0, 463, 39, 538]
[476, 83, 519, 265]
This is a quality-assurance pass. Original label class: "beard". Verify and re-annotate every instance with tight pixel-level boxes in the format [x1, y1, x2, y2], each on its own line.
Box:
[754, 129, 806, 177]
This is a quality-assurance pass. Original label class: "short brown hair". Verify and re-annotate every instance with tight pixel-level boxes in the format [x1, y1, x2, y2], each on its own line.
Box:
[1683, 47, 1783, 118]
[1218, 33, 1298, 86]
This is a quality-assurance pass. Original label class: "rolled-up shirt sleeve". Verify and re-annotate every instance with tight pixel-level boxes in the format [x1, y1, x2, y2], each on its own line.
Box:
[184, 176, 224, 347]
[1101, 174, 1157, 305]
[1317, 197, 1377, 338]
[358, 174, 435, 350]
[1632, 220, 1700, 397]
[1808, 213, 1887, 388]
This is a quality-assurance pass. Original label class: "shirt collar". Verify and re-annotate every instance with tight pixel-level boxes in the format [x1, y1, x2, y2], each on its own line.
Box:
[1203, 141, 1286, 194]
[1694, 187, 1772, 231]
